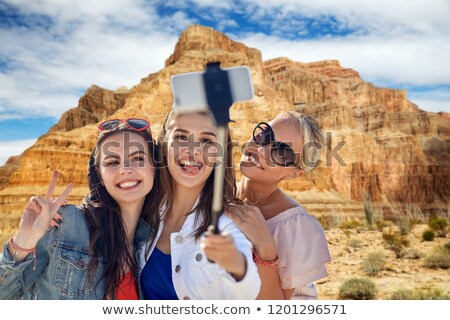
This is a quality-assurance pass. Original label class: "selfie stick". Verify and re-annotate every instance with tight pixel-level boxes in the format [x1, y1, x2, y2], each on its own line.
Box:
[203, 62, 234, 234]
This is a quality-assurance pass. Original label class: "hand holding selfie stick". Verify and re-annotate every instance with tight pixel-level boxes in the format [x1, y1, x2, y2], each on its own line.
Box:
[171, 62, 254, 234]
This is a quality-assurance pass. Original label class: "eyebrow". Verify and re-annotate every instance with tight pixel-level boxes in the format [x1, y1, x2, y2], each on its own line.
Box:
[174, 128, 217, 138]
[103, 150, 147, 161]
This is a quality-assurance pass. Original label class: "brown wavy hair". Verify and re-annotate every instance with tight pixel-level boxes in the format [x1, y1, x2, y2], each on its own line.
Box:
[81, 123, 161, 299]
[157, 110, 239, 239]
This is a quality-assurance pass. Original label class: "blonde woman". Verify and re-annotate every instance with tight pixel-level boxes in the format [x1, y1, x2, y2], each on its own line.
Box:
[230, 111, 331, 299]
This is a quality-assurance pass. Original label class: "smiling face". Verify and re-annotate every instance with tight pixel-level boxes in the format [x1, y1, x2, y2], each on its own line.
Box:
[240, 118, 304, 183]
[97, 131, 155, 208]
[165, 113, 218, 192]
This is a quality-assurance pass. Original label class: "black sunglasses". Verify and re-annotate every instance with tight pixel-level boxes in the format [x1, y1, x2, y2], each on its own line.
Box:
[252, 122, 302, 169]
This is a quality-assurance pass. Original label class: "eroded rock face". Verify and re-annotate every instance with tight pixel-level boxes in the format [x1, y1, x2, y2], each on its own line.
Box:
[1, 24, 449, 230]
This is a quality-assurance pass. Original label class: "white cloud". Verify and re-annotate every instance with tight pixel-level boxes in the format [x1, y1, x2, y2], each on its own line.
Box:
[235, 32, 450, 112]
[1, 0, 449, 120]
[0, 0, 184, 120]
[0, 138, 37, 166]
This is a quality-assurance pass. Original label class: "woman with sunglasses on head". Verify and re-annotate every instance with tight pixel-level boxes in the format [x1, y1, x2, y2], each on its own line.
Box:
[229, 111, 331, 300]
[138, 110, 261, 300]
[0, 118, 160, 299]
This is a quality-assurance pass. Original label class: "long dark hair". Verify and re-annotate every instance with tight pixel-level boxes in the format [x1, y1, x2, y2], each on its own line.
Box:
[157, 110, 239, 239]
[81, 124, 160, 299]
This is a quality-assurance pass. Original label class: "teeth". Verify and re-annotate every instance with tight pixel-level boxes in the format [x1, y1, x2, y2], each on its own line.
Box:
[119, 181, 138, 189]
[180, 160, 201, 168]
[249, 154, 262, 168]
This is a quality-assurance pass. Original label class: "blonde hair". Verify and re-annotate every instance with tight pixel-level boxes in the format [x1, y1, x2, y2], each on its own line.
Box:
[275, 111, 324, 173]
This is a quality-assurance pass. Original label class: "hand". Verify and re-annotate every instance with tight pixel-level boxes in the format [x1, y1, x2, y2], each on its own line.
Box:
[14, 170, 73, 248]
[225, 204, 277, 261]
[201, 231, 247, 281]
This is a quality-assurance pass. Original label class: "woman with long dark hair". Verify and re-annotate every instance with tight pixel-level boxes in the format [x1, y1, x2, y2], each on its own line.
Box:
[0, 118, 159, 299]
[139, 110, 260, 300]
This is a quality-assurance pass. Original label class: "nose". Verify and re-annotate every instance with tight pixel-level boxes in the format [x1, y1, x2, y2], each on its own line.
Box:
[185, 137, 201, 155]
[119, 161, 133, 174]
[257, 145, 269, 158]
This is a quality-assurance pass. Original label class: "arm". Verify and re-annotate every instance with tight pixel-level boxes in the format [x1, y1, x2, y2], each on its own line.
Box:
[200, 218, 261, 299]
[226, 204, 287, 299]
[0, 171, 73, 299]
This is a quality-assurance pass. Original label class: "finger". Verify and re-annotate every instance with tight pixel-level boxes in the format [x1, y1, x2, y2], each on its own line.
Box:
[53, 182, 74, 209]
[26, 196, 38, 211]
[45, 170, 59, 201]
[202, 234, 233, 247]
[34, 195, 49, 214]
[53, 213, 63, 222]
[49, 220, 60, 228]
[50, 198, 68, 205]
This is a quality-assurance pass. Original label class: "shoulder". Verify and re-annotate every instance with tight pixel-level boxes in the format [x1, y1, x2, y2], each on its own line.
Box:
[267, 205, 320, 226]
[55, 205, 90, 245]
[58, 204, 84, 218]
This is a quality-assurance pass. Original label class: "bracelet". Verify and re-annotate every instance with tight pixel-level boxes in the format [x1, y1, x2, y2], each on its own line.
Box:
[252, 250, 279, 267]
[7, 237, 37, 270]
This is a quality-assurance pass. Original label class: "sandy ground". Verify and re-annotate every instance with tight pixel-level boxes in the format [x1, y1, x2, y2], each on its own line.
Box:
[312, 224, 450, 299]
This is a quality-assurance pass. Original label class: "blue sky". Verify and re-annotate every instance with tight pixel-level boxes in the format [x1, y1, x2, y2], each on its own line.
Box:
[0, 0, 449, 165]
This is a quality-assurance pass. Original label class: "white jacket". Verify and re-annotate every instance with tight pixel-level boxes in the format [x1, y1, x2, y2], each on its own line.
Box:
[139, 210, 261, 300]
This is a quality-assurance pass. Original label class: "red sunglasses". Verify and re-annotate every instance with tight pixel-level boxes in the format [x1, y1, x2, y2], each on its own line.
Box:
[98, 118, 150, 133]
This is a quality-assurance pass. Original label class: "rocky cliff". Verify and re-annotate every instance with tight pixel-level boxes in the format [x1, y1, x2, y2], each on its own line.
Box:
[1, 25, 449, 239]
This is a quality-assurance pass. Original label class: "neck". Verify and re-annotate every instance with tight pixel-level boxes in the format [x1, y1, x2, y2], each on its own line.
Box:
[118, 200, 144, 245]
[167, 183, 204, 224]
[238, 177, 279, 211]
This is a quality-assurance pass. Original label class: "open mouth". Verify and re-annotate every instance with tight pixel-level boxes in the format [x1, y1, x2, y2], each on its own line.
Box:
[116, 180, 142, 189]
[178, 159, 203, 175]
[245, 152, 263, 169]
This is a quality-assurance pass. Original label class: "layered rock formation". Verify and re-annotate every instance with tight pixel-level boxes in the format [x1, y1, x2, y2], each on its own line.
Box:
[1, 25, 449, 238]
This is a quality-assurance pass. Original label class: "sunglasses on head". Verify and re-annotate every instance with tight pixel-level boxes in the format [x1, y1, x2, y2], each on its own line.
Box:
[252, 122, 302, 169]
[98, 118, 151, 133]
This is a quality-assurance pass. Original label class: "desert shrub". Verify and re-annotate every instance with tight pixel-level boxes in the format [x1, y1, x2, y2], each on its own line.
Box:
[422, 230, 435, 241]
[339, 220, 362, 230]
[396, 216, 411, 236]
[444, 241, 450, 253]
[382, 231, 409, 258]
[347, 238, 363, 249]
[339, 278, 377, 300]
[363, 198, 374, 227]
[374, 219, 391, 231]
[403, 248, 423, 259]
[390, 287, 449, 300]
[362, 251, 385, 276]
[424, 247, 450, 269]
[389, 289, 414, 300]
[317, 214, 339, 230]
[428, 217, 449, 237]
[413, 287, 449, 300]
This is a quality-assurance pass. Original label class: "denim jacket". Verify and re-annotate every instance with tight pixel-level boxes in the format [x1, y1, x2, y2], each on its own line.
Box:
[0, 205, 152, 300]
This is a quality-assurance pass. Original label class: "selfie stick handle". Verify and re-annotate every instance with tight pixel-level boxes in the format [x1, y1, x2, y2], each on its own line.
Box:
[210, 126, 227, 234]
[203, 62, 233, 234]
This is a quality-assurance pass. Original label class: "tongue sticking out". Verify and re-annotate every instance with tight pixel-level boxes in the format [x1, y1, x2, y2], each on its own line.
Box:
[183, 165, 200, 174]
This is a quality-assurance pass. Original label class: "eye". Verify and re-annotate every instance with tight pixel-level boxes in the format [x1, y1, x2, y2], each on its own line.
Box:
[174, 134, 188, 141]
[131, 156, 145, 162]
[103, 160, 119, 167]
[201, 138, 213, 144]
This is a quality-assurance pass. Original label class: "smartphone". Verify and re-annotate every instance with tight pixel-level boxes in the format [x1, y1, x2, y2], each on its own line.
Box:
[170, 65, 254, 113]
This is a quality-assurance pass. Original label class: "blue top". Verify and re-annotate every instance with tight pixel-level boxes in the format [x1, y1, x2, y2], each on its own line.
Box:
[140, 247, 178, 300]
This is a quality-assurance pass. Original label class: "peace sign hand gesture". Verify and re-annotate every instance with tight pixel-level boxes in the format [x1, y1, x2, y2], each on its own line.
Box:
[14, 170, 73, 250]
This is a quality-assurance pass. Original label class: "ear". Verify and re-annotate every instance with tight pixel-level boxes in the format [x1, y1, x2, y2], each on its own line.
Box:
[283, 169, 304, 181]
